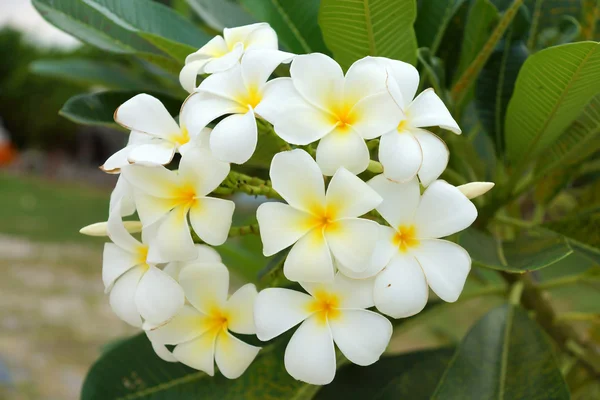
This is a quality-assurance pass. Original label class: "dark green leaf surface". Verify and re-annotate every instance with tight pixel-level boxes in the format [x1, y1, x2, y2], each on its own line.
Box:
[458, 228, 573, 272]
[414, 0, 467, 55]
[544, 207, 600, 263]
[240, 0, 328, 54]
[315, 348, 455, 400]
[432, 304, 570, 400]
[505, 41, 600, 162]
[60, 91, 182, 128]
[186, 0, 256, 31]
[81, 333, 316, 400]
[319, 0, 418, 69]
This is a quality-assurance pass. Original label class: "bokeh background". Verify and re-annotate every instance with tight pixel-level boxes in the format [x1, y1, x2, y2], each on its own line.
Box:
[0, 1, 597, 399]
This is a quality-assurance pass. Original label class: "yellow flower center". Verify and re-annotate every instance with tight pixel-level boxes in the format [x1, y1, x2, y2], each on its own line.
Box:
[206, 307, 230, 332]
[237, 85, 262, 109]
[173, 183, 197, 206]
[397, 119, 408, 133]
[307, 290, 341, 325]
[170, 126, 191, 146]
[393, 225, 419, 252]
[329, 103, 356, 132]
[136, 245, 149, 267]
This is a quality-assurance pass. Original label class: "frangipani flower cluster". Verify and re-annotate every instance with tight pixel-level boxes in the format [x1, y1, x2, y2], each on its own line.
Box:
[82, 22, 494, 385]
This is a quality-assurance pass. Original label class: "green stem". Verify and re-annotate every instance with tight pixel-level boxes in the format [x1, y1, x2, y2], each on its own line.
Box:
[535, 274, 600, 291]
[229, 223, 260, 237]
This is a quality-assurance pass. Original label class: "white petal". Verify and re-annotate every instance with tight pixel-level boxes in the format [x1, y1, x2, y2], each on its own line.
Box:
[194, 244, 222, 263]
[148, 335, 178, 362]
[269, 149, 326, 213]
[179, 91, 243, 137]
[335, 225, 397, 279]
[107, 201, 143, 252]
[198, 63, 246, 102]
[135, 266, 185, 326]
[102, 145, 135, 172]
[189, 198, 234, 246]
[115, 94, 180, 138]
[102, 243, 137, 290]
[203, 43, 244, 74]
[134, 194, 175, 228]
[187, 36, 228, 62]
[215, 331, 260, 379]
[414, 180, 477, 238]
[210, 109, 258, 164]
[373, 253, 428, 318]
[109, 265, 145, 327]
[326, 218, 380, 273]
[316, 129, 370, 176]
[412, 239, 471, 302]
[290, 53, 344, 110]
[110, 176, 136, 217]
[379, 131, 423, 183]
[241, 49, 294, 89]
[329, 309, 392, 366]
[307, 272, 375, 309]
[413, 129, 449, 187]
[224, 23, 267, 45]
[178, 147, 230, 196]
[348, 92, 402, 140]
[244, 24, 278, 49]
[146, 305, 207, 345]
[368, 174, 420, 228]
[179, 58, 210, 93]
[127, 142, 176, 165]
[254, 288, 313, 341]
[173, 330, 218, 375]
[256, 202, 316, 257]
[156, 206, 197, 261]
[326, 167, 382, 219]
[122, 164, 179, 199]
[457, 182, 495, 199]
[179, 262, 230, 313]
[284, 228, 334, 283]
[284, 315, 336, 385]
[269, 102, 335, 145]
[254, 77, 308, 124]
[381, 58, 419, 109]
[407, 89, 461, 133]
[343, 57, 389, 104]
[225, 284, 258, 335]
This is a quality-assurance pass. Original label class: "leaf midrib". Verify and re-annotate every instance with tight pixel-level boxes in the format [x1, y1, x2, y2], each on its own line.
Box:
[362, 0, 376, 55]
[269, 0, 312, 53]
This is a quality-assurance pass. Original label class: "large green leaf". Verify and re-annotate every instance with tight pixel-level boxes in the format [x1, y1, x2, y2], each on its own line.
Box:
[60, 91, 182, 128]
[319, 0, 418, 69]
[458, 228, 573, 272]
[431, 304, 570, 399]
[29, 59, 151, 90]
[81, 333, 316, 400]
[314, 348, 455, 399]
[544, 207, 600, 264]
[240, 0, 328, 54]
[505, 41, 600, 162]
[186, 0, 256, 31]
[414, 0, 467, 56]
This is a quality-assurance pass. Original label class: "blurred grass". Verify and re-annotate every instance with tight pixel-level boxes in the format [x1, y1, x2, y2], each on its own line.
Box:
[0, 172, 110, 244]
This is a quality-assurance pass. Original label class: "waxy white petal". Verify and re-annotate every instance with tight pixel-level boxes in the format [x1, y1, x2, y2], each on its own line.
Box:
[178, 147, 230, 197]
[336, 225, 397, 279]
[457, 182, 495, 199]
[110, 175, 136, 217]
[215, 331, 260, 379]
[199, 63, 246, 101]
[241, 49, 293, 89]
[413, 129, 449, 187]
[374, 253, 429, 318]
[203, 42, 244, 74]
[380, 58, 419, 109]
[173, 330, 218, 375]
[343, 57, 389, 103]
[254, 288, 313, 341]
[368, 175, 420, 228]
[179, 263, 230, 313]
[407, 89, 461, 134]
[162, 244, 222, 280]
[244, 23, 278, 49]
[269, 149, 326, 213]
[284, 315, 336, 385]
[115, 94, 180, 138]
[379, 131, 423, 183]
[325, 218, 380, 273]
[148, 336, 178, 362]
[180, 91, 243, 135]
[210, 109, 257, 164]
[127, 142, 176, 165]
[122, 164, 180, 199]
[146, 305, 207, 345]
[134, 195, 175, 228]
[302, 272, 375, 310]
[290, 53, 344, 111]
[107, 200, 143, 252]
[326, 168, 382, 219]
[412, 239, 471, 302]
[269, 102, 335, 145]
[254, 77, 308, 123]
[225, 284, 258, 335]
[109, 265, 145, 327]
[329, 309, 392, 366]
[179, 58, 210, 93]
[348, 92, 401, 140]
[156, 206, 196, 261]
[189, 198, 234, 246]
[316, 129, 370, 176]
[135, 265, 185, 326]
[414, 180, 477, 238]
[256, 202, 316, 256]
[102, 243, 138, 290]
[284, 228, 334, 283]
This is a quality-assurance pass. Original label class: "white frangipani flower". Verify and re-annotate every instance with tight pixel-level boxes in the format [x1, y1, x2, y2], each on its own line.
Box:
[80, 220, 142, 237]
[367, 175, 477, 318]
[185, 49, 293, 164]
[258, 54, 400, 175]
[254, 272, 392, 385]
[375, 58, 461, 185]
[109, 175, 136, 217]
[122, 147, 234, 261]
[180, 23, 278, 93]
[256, 149, 382, 282]
[103, 202, 184, 328]
[147, 263, 260, 379]
[162, 244, 222, 282]
[101, 94, 214, 171]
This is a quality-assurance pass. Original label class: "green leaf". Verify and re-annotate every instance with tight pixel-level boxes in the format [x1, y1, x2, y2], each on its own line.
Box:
[456, 0, 499, 81]
[544, 208, 600, 264]
[60, 91, 182, 128]
[81, 333, 316, 400]
[414, 0, 468, 56]
[187, 0, 256, 31]
[314, 348, 455, 400]
[240, 0, 328, 54]
[29, 59, 150, 90]
[431, 304, 570, 399]
[417, 48, 446, 97]
[505, 41, 600, 163]
[458, 227, 573, 272]
[318, 0, 418, 69]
